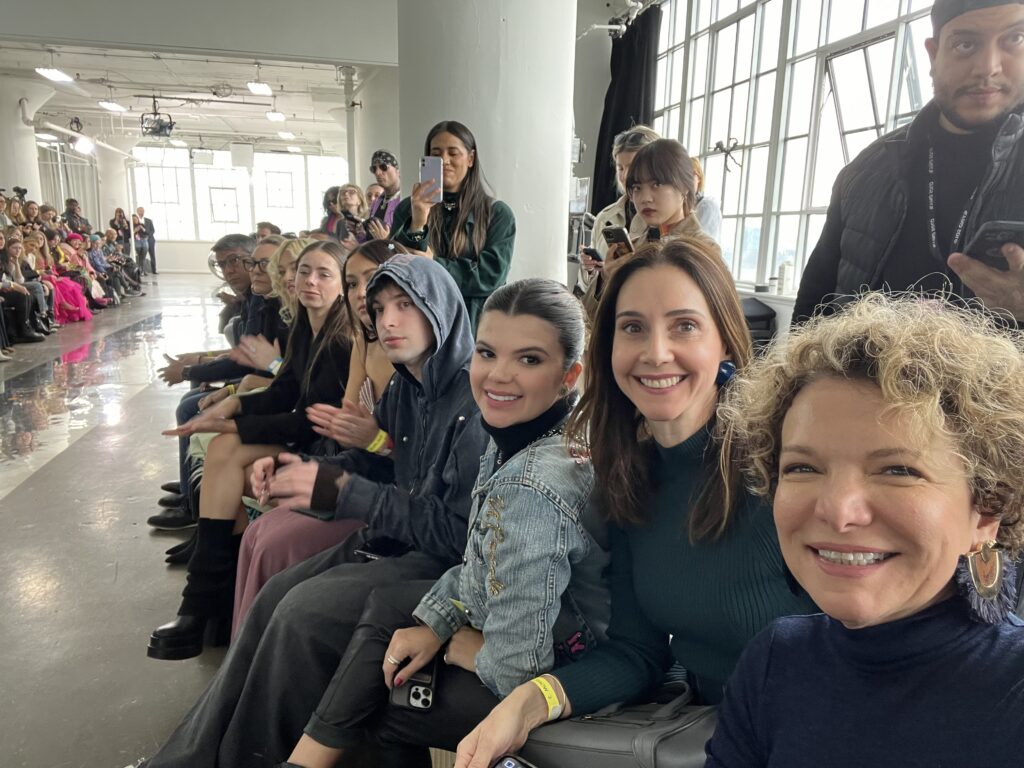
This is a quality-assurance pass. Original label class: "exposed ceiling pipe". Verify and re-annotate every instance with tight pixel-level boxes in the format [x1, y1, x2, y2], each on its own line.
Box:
[19, 97, 134, 158]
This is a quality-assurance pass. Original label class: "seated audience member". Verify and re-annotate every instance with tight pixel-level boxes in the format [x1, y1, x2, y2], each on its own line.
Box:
[706, 293, 1024, 766]
[365, 183, 385, 211]
[282, 278, 611, 768]
[576, 125, 659, 297]
[64, 198, 90, 235]
[24, 231, 91, 323]
[148, 240, 353, 659]
[692, 157, 722, 244]
[794, 1, 1024, 322]
[138, 254, 487, 767]
[1, 233, 52, 334]
[22, 200, 42, 231]
[0, 194, 11, 228]
[583, 138, 704, 318]
[257, 221, 282, 240]
[453, 238, 816, 766]
[366, 149, 403, 238]
[62, 233, 110, 309]
[233, 239, 401, 627]
[151, 235, 260, 531]
[37, 204, 59, 231]
[0, 233, 45, 344]
[8, 199, 25, 226]
[391, 120, 516, 331]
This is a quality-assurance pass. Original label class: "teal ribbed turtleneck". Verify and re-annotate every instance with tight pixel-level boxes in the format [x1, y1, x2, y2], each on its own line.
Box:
[556, 426, 817, 710]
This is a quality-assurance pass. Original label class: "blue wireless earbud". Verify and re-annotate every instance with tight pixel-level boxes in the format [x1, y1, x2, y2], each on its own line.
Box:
[715, 360, 736, 387]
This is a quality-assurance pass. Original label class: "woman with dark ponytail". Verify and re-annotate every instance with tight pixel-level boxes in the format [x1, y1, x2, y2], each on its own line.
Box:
[391, 120, 516, 331]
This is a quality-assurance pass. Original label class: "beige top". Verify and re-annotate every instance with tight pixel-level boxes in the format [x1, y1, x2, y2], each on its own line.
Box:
[576, 195, 629, 293]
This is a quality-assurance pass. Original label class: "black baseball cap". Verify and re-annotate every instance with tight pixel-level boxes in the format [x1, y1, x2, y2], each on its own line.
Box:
[932, 0, 1024, 37]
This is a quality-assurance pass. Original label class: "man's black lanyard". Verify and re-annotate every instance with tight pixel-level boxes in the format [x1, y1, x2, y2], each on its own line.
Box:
[927, 144, 978, 264]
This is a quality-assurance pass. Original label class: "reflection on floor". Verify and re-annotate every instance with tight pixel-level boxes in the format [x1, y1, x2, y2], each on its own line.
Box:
[0, 275, 231, 768]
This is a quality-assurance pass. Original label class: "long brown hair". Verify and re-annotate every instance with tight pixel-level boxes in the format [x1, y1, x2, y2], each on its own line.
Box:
[566, 237, 753, 541]
[424, 120, 493, 260]
[343, 239, 407, 343]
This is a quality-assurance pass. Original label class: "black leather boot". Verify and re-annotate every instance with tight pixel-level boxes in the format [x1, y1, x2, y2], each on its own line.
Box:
[164, 531, 196, 564]
[147, 518, 240, 660]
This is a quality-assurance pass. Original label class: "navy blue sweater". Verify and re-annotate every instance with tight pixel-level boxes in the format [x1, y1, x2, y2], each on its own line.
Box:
[706, 597, 1024, 767]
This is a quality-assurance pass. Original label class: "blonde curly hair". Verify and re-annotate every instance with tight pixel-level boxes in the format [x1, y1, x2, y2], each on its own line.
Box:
[717, 293, 1024, 556]
[268, 237, 317, 324]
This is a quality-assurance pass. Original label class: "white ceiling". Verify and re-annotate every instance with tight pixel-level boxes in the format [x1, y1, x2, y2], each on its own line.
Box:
[0, 41, 388, 154]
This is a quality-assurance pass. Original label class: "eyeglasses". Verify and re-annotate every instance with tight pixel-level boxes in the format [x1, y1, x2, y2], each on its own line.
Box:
[369, 164, 391, 173]
[242, 258, 271, 273]
[208, 252, 245, 279]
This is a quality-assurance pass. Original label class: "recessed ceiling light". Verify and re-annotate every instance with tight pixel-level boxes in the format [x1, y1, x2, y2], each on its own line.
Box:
[266, 110, 286, 122]
[277, 131, 295, 140]
[169, 138, 188, 147]
[37, 141, 50, 148]
[35, 67, 74, 83]
[98, 100, 128, 112]
[286, 146, 301, 153]
[247, 81, 273, 96]
[35, 133, 59, 141]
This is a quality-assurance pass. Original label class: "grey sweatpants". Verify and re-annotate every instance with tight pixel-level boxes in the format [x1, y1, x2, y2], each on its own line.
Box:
[142, 532, 448, 768]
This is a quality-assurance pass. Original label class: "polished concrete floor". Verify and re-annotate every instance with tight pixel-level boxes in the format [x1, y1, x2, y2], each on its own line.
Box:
[0, 275, 230, 768]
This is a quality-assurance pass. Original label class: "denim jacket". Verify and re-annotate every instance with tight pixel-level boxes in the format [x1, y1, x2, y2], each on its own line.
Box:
[413, 433, 611, 697]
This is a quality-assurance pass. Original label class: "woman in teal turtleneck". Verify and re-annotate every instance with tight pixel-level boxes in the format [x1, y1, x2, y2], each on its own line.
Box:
[391, 120, 516, 331]
[453, 236, 817, 766]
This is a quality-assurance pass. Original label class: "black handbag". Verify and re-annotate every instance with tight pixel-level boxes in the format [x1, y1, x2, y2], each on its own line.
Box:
[518, 682, 717, 768]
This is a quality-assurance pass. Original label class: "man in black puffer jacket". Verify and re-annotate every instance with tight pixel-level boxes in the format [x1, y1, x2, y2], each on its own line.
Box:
[795, 0, 1024, 323]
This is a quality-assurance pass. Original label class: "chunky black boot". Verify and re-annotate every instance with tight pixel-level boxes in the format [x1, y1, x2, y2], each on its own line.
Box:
[164, 531, 196, 565]
[147, 518, 240, 660]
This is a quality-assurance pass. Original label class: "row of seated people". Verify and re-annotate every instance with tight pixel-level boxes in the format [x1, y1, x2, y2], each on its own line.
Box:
[0, 221, 145, 360]
[130, 242, 1024, 766]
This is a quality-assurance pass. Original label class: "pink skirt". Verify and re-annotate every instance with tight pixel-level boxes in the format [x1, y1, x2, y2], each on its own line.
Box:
[232, 509, 365, 637]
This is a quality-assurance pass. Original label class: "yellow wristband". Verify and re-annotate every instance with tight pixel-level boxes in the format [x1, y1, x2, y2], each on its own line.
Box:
[530, 676, 563, 721]
[226, 384, 236, 396]
[366, 429, 388, 454]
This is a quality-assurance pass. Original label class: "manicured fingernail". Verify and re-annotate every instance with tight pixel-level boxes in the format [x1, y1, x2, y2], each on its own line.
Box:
[395, 678, 403, 686]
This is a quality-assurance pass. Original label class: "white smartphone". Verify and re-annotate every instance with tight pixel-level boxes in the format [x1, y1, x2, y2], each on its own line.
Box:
[419, 156, 444, 204]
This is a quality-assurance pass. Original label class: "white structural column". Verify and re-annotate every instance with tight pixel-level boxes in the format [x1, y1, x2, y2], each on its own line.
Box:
[353, 67, 401, 191]
[95, 136, 139, 226]
[396, 0, 577, 283]
[0, 77, 54, 198]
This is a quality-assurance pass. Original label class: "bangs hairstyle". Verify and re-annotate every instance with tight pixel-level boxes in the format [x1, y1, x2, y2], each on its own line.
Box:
[278, 240, 352, 395]
[717, 293, 1024, 557]
[344, 239, 407, 342]
[481, 278, 585, 372]
[568, 236, 752, 538]
[625, 139, 697, 210]
[268, 237, 318, 324]
[424, 120, 495, 260]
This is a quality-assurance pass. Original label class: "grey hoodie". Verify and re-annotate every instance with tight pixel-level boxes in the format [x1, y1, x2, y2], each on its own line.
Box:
[309, 254, 487, 566]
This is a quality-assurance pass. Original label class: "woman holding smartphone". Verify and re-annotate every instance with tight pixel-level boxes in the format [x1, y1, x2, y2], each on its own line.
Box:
[453, 238, 816, 768]
[391, 120, 516, 331]
[277, 278, 610, 768]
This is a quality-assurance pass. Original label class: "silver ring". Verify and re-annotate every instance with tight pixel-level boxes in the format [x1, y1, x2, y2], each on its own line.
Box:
[443, 652, 449, 665]
[386, 654, 401, 666]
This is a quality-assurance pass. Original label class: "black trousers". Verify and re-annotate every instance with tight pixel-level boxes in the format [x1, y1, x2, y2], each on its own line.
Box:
[306, 581, 502, 766]
[142, 535, 448, 768]
[0, 287, 32, 334]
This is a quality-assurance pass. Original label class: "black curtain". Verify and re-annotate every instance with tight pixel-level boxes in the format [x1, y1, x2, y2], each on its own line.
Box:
[590, 6, 664, 215]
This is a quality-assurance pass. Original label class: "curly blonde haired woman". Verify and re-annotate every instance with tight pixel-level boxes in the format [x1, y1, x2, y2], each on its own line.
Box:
[707, 293, 1024, 767]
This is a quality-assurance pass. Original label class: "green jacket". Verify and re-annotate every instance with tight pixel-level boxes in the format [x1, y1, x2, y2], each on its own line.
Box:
[391, 196, 516, 331]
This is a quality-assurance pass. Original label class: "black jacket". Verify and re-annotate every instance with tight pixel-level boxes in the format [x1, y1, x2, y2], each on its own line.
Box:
[234, 312, 350, 450]
[794, 102, 1024, 322]
[308, 254, 488, 567]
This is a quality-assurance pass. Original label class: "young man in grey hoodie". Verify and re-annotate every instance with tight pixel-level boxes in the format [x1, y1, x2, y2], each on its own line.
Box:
[141, 255, 487, 768]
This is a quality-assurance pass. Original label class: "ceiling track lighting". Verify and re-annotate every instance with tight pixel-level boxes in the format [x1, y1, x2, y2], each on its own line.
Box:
[247, 63, 273, 96]
[265, 95, 286, 122]
[35, 51, 73, 83]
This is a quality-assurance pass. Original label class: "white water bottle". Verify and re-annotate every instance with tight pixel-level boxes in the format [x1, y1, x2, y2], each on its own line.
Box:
[777, 261, 794, 294]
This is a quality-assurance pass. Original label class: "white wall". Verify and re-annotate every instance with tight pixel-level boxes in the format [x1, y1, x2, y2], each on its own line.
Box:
[573, 0, 614, 198]
[154, 240, 215, 274]
[353, 67, 401, 191]
[0, 0, 398, 66]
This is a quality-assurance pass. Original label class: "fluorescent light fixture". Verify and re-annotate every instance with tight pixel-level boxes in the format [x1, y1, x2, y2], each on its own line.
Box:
[73, 136, 95, 155]
[286, 146, 302, 153]
[277, 130, 295, 140]
[247, 81, 273, 96]
[265, 110, 286, 122]
[37, 141, 49, 148]
[35, 132, 59, 141]
[35, 67, 74, 83]
[98, 100, 128, 112]
[169, 138, 188, 147]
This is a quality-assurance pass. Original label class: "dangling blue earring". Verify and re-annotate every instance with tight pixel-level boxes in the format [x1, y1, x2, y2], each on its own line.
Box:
[954, 541, 1018, 624]
[715, 360, 736, 387]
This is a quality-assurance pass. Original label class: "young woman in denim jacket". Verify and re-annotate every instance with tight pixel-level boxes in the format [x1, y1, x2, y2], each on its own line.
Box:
[279, 279, 611, 768]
